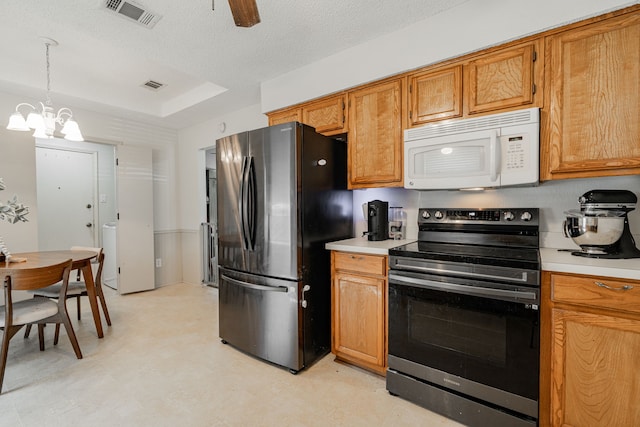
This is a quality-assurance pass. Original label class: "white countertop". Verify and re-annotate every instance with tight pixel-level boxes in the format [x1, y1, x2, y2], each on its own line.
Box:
[325, 237, 416, 256]
[540, 248, 640, 281]
[325, 238, 640, 281]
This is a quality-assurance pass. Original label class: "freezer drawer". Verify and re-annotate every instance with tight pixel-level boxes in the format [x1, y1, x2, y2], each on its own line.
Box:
[218, 267, 302, 371]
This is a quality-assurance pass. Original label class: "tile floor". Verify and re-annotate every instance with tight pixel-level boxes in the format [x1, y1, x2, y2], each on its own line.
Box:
[0, 283, 462, 427]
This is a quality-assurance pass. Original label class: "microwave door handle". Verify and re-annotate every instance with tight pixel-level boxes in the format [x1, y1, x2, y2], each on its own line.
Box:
[489, 130, 500, 182]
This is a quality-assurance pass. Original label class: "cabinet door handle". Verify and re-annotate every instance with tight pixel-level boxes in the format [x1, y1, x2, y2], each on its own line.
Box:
[594, 281, 634, 291]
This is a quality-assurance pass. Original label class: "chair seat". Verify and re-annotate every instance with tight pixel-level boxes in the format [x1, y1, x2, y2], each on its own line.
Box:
[0, 299, 59, 327]
[28, 281, 87, 298]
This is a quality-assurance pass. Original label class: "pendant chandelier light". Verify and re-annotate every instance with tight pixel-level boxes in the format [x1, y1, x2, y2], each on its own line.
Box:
[6, 37, 84, 142]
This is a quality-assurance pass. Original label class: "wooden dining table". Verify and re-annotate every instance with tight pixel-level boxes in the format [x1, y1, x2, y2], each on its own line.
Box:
[1, 250, 104, 338]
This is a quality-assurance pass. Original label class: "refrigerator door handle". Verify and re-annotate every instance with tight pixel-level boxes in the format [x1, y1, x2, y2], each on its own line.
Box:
[246, 156, 257, 251]
[240, 156, 250, 250]
[221, 274, 289, 293]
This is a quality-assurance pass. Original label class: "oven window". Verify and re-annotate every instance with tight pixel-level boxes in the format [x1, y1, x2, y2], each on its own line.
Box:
[410, 300, 507, 366]
[389, 280, 539, 400]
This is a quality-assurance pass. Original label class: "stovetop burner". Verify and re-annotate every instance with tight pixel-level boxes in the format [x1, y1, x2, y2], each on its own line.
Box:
[389, 241, 540, 270]
[390, 208, 540, 270]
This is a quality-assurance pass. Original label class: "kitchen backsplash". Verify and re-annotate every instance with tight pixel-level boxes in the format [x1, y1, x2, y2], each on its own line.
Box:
[353, 175, 640, 249]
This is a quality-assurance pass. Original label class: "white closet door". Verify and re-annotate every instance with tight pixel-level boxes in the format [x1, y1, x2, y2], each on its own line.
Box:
[116, 145, 154, 294]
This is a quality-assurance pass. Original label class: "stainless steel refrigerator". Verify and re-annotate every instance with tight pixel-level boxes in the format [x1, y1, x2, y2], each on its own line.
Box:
[216, 122, 352, 373]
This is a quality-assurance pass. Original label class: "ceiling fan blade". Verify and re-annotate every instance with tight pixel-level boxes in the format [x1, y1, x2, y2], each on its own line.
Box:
[228, 0, 260, 27]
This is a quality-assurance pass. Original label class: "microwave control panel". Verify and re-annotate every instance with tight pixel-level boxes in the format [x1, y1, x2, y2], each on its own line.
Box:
[502, 134, 528, 171]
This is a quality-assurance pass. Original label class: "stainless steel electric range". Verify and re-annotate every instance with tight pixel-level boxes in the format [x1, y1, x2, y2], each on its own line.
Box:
[386, 208, 540, 427]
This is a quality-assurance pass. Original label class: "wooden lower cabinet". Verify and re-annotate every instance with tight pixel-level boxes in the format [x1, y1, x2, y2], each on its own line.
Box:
[331, 251, 387, 375]
[540, 271, 640, 426]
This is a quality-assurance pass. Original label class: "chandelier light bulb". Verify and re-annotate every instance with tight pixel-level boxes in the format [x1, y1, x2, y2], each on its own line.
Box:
[26, 110, 45, 130]
[6, 112, 30, 131]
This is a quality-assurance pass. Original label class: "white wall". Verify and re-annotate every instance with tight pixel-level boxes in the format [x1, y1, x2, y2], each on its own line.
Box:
[176, 103, 267, 284]
[0, 128, 38, 253]
[261, 0, 637, 112]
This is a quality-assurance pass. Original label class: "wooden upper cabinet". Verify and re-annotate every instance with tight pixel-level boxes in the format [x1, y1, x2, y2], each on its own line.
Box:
[542, 11, 640, 180]
[407, 65, 462, 126]
[302, 94, 347, 135]
[466, 41, 540, 114]
[267, 94, 346, 136]
[406, 39, 542, 128]
[268, 107, 301, 126]
[347, 78, 403, 189]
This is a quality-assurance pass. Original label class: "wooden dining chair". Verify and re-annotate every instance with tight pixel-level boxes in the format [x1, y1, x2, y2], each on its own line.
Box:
[0, 258, 83, 394]
[24, 247, 111, 344]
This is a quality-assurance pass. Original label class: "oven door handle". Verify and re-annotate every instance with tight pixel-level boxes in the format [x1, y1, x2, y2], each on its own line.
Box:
[391, 261, 531, 283]
[389, 273, 538, 302]
[221, 274, 289, 293]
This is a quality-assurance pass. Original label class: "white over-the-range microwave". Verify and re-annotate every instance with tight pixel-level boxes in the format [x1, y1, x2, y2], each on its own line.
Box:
[404, 107, 539, 190]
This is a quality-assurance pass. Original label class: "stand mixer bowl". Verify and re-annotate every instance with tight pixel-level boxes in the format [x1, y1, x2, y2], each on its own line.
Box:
[563, 209, 626, 252]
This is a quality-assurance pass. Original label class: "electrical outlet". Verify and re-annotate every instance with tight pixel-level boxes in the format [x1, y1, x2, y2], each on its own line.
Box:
[155, 258, 162, 268]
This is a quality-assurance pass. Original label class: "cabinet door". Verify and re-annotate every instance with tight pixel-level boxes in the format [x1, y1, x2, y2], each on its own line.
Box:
[302, 94, 346, 135]
[268, 108, 302, 126]
[347, 79, 403, 189]
[543, 12, 640, 180]
[550, 308, 640, 427]
[408, 65, 462, 126]
[332, 270, 386, 372]
[466, 41, 538, 114]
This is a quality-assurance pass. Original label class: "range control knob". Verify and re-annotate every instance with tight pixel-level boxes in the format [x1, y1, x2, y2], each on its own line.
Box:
[521, 211, 533, 222]
[503, 211, 515, 221]
[421, 210, 431, 219]
[434, 210, 444, 220]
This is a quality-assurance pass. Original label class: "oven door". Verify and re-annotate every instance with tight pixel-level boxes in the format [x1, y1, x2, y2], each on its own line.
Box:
[388, 270, 539, 418]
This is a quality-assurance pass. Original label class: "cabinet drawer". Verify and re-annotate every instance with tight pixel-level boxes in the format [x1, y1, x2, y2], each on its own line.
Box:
[333, 252, 386, 276]
[551, 273, 640, 315]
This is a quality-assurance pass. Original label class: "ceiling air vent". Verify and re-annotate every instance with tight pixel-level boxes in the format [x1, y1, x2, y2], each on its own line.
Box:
[104, 0, 162, 28]
[142, 80, 166, 91]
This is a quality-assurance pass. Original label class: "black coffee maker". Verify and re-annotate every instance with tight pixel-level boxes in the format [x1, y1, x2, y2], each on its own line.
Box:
[365, 200, 389, 241]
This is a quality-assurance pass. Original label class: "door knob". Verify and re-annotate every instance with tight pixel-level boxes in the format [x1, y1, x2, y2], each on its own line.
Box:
[86, 223, 93, 228]
[86, 204, 92, 209]
[301, 285, 311, 308]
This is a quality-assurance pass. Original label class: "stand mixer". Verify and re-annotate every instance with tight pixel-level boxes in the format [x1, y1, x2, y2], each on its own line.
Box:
[564, 189, 640, 259]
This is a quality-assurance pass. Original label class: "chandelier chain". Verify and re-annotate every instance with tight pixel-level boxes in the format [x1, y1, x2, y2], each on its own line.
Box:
[45, 42, 52, 106]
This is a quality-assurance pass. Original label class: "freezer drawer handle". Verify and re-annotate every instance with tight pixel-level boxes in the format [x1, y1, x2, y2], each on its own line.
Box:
[221, 274, 288, 293]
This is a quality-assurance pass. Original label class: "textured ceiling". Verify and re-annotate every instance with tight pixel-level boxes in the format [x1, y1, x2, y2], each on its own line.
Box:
[0, 0, 469, 129]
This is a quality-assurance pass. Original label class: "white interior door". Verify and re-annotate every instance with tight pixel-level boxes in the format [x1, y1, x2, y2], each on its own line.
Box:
[36, 147, 96, 251]
[116, 145, 155, 294]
